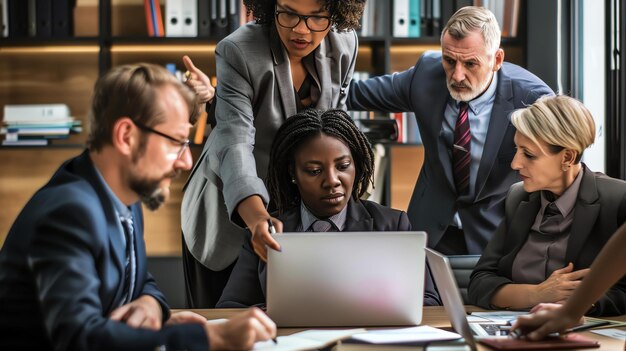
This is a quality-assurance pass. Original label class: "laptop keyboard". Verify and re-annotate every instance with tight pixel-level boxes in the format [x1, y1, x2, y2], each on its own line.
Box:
[480, 324, 510, 336]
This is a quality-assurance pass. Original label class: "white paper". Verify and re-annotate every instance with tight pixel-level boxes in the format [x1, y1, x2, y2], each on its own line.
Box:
[350, 325, 461, 344]
[253, 328, 366, 351]
[466, 315, 491, 323]
[591, 328, 626, 340]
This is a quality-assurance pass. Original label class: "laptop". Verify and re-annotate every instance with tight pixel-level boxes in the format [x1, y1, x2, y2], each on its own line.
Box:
[266, 231, 427, 327]
[426, 248, 516, 351]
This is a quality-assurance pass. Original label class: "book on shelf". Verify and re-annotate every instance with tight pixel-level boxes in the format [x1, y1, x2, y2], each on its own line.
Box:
[2, 139, 49, 146]
[2, 103, 80, 146]
[3, 104, 71, 122]
[144, 0, 164, 37]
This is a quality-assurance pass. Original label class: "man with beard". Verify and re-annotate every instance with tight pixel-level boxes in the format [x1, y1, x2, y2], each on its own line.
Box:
[0, 63, 276, 351]
[347, 6, 553, 255]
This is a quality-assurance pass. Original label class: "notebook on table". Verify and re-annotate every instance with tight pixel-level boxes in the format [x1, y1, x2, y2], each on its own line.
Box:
[266, 231, 427, 327]
[425, 248, 600, 351]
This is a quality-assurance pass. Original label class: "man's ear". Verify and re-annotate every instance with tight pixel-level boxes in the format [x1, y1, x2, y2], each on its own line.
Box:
[493, 48, 505, 71]
[112, 117, 135, 157]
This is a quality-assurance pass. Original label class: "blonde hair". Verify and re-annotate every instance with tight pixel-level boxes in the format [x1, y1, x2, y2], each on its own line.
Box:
[510, 95, 596, 163]
[441, 6, 501, 55]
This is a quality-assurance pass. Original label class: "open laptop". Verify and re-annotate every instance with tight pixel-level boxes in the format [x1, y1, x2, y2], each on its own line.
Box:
[266, 231, 427, 327]
[426, 248, 518, 351]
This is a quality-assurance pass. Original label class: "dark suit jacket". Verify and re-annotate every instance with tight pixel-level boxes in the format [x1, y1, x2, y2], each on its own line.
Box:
[216, 199, 441, 308]
[0, 151, 207, 351]
[468, 166, 626, 316]
[347, 51, 554, 254]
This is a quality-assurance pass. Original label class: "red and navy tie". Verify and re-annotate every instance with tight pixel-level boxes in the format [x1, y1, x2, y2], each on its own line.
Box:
[453, 102, 471, 195]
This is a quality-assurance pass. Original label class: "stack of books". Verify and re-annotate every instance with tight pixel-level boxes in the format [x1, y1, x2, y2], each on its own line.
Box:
[1, 104, 82, 146]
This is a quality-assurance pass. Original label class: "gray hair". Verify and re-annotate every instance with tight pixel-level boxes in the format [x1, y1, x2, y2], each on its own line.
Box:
[441, 6, 501, 55]
[510, 95, 596, 163]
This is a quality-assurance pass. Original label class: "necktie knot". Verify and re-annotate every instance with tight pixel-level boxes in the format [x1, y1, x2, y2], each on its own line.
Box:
[311, 219, 334, 232]
[539, 202, 563, 234]
[544, 202, 561, 218]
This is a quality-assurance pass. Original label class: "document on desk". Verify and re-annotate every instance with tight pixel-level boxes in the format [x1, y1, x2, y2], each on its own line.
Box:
[591, 328, 626, 340]
[350, 326, 461, 344]
[253, 328, 366, 351]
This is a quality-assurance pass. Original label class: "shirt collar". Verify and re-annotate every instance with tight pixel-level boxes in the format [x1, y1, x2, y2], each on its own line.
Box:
[299, 200, 349, 231]
[451, 72, 498, 115]
[540, 167, 584, 217]
[92, 162, 133, 219]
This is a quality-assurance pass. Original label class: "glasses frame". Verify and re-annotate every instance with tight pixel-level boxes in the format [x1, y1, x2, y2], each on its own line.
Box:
[274, 8, 332, 32]
[133, 120, 190, 160]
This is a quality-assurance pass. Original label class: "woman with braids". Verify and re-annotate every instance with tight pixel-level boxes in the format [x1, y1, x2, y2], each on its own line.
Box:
[180, 0, 366, 308]
[216, 109, 441, 308]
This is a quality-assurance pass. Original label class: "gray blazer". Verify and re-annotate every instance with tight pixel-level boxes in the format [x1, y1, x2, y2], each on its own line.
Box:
[347, 51, 553, 254]
[182, 23, 358, 270]
[468, 166, 626, 316]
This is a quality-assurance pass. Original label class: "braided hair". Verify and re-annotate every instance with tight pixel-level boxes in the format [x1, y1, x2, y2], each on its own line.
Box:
[267, 108, 374, 214]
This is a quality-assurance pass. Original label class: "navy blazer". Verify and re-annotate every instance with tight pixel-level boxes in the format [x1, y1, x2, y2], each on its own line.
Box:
[468, 166, 626, 316]
[216, 198, 441, 308]
[347, 51, 554, 254]
[0, 151, 207, 351]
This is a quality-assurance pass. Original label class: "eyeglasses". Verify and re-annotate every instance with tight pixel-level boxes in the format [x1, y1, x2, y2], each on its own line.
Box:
[133, 120, 190, 160]
[275, 8, 331, 32]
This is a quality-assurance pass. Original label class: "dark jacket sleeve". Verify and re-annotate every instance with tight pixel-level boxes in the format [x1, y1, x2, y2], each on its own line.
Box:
[396, 210, 441, 306]
[216, 237, 266, 308]
[29, 201, 208, 351]
[347, 61, 416, 113]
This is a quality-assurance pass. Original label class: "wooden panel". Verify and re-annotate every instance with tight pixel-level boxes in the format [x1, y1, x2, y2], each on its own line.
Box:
[389, 145, 424, 211]
[111, 44, 218, 76]
[0, 147, 203, 256]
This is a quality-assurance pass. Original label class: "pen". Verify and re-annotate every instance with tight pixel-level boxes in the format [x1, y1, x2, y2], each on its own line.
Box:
[267, 219, 276, 235]
[272, 337, 278, 344]
[567, 320, 612, 333]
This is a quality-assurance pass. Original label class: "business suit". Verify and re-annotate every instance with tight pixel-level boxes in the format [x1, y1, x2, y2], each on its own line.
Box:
[347, 51, 553, 254]
[0, 151, 207, 351]
[468, 166, 626, 316]
[216, 199, 441, 308]
[181, 23, 358, 272]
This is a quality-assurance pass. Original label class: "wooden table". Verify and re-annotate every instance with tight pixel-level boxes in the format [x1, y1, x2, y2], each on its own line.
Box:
[185, 306, 626, 350]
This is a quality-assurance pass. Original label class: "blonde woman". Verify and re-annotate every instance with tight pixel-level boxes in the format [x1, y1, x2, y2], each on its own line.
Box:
[468, 95, 626, 316]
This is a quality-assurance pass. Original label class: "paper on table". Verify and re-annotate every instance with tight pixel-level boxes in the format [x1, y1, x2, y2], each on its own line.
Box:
[253, 328, 366, 351]
[466, 315, 492, 323]
[591, 328, 626, 340]
[350, 325, 461, 344]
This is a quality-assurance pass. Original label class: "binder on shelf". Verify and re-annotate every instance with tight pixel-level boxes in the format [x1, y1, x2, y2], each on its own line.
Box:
[7, 0, 28, 37]
[0, 0, 8, 37]
[198, 0, 211, 37]
[408, 0, 420, 37]
[3, 104, 71, 121]
[392, 0, 409, 37]
[144, 0, 165, 37]
[181, 0, 198, 36]
[27, 0, 36, 36]
[431, 0, 441, 35]
[36, 0, 52, 37]
[51, 0, 74, 37]
[211, 0, 229, 39]
[165, 0, 183, 37]
[440, 0, 454, 29]
[227, 0, 239, 33]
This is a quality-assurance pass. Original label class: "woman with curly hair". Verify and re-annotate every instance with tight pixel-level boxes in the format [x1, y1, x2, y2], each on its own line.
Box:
[217, 109, 441, 308]
[181, 0, 366, 308]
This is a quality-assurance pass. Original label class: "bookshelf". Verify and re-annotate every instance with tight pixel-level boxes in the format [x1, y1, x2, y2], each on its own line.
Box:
[0, 0, 529, 254]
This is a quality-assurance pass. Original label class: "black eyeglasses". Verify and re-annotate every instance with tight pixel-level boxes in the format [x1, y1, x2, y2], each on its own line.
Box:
[133, 120, 189, 160]
[275, 8, 331, 32]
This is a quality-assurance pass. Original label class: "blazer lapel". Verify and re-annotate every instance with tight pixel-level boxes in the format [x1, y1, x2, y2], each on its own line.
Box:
[269, 26, 297, 118]
[130, 204, 145, 299]
[475, 69, 515, 199]
[565, 167, 600, 262]
[279, 206, 301, 232]
[431, 81, 455, 192]
[344, 199, 374, 231]
[502, 192, 540, 277]
[311, 36, 332, 109]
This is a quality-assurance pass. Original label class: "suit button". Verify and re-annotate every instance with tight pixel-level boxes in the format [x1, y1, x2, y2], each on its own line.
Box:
[340, 87, 346, 96]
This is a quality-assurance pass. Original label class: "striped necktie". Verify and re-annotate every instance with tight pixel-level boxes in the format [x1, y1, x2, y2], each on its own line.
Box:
[453, 102, 471, 195]
[120, 216, 136, 305]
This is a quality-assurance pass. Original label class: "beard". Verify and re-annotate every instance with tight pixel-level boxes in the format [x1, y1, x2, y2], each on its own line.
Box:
[130, 169, 180, 211]
[447, 72, 493, 102]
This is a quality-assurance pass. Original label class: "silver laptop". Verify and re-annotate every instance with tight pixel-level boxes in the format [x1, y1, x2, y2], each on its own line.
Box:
[266, 231, 427, 327]
[426, 248, 516, 351]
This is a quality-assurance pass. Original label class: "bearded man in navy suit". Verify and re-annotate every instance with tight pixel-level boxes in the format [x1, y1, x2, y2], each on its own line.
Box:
[348, 6, 554, 254]
[0, 63, 275, 351]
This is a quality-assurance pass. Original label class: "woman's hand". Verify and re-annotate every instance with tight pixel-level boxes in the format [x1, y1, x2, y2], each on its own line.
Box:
[182, 55, 215, 109]
[532, 263, 590, 304]
[205, 307, 276, 350]
[249, 216, 282, 262]
[512, 304, 583, 340]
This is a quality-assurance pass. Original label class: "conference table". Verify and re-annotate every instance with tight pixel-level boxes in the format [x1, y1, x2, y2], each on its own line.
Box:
[185, 306, 626, 350]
